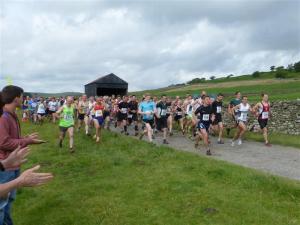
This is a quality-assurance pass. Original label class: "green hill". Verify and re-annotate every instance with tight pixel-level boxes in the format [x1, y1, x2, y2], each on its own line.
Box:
[131, 71, 300, 102]
[24, 92, 84, 98]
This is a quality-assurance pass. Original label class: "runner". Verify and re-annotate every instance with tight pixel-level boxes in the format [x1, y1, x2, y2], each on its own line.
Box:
[183, 95, 194, 138]
[194, 95, 215, 156]
[211, 93, 225, 144]
[227, 91, 241, 136]
[253, 93, 272, 146]
[92, 97, 105, 143]
[231, 96, 253, 146]
[117, 96, 129, 135]
[128, 95, 139, 136]
[166, 97, 173, 136]
[88, 96, 96, 128]
[173, 97, 184, 134]
[22, 96, 30, 122]
[48, 97, 58, 123]
[156, 95, 169, 144]
[56, 96, 75, 153]
[37, 97, 46, 125]
[138, 93, 156, 143]
[103, 96, 112, 131]
[77, 95, 90, 135]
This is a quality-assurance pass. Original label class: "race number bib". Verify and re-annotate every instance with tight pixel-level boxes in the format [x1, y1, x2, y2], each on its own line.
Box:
[241, 112, 247, 121]
[121, 108, 128, 114]
[161, 109, 167, 116]
[202, 114, 209, 121]
[64, 114, 73, 121]
[216, 106, 222, 113]
[95, 110, 103, 117]
[128, 114, 133, 119]
[177, 111, 182, 116]
[262, 112, 269, 119]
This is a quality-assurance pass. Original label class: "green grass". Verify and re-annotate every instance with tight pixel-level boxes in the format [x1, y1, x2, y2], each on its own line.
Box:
[13, 122, 300, 225]
[225, 129, 300, 149]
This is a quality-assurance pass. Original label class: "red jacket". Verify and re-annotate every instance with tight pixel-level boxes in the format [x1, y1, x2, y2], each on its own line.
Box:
[0, 110, 34, 160]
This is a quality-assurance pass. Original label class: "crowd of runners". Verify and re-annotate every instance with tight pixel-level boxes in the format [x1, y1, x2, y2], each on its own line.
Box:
[21, 91, 272, 155]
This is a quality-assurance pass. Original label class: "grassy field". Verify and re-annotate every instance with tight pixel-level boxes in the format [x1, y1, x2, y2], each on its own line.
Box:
[13, 122, 300, 225]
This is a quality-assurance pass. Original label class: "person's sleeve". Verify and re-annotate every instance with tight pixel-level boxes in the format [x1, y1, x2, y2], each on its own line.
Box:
[0, 120, 33, 152]
[153, 103, 156, 111]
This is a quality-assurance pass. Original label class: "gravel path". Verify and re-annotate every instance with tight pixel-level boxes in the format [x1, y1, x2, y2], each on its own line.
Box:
[112, 127, 300, 181]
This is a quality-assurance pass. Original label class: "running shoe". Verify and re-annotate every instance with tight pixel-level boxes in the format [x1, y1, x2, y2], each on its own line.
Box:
[206, 149, 212, 156]
[237, 139, 242, 145]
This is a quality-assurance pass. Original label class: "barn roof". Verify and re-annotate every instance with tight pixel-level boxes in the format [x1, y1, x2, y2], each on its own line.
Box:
[85, 73, 128, 86]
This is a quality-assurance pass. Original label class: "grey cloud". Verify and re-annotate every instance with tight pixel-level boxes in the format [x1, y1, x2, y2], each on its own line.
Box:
[0, 0, 299, 92]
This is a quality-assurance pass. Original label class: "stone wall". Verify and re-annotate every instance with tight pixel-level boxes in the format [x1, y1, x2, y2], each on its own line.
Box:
[222, 100, 300, 135]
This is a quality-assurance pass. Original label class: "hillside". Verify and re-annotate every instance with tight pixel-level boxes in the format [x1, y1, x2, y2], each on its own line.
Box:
[131, 71, 300, 102]
[24, 92, 84, 98]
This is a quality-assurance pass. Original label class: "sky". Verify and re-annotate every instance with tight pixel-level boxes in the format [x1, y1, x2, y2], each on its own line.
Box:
[0, 0, 299, 93]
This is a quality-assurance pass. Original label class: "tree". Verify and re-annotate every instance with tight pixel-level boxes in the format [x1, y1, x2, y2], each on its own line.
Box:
[252, 71, 260, 78]
[187, 77, 206, 85]
[294, 61, 300, 72]
[226, 74, 234, 79]
[210, 76, 216, 80]
[287, 64, 294, 71]
[275, 70, 287, 79]
[270, 66, 275, 71]
[276, 66, 284, 71]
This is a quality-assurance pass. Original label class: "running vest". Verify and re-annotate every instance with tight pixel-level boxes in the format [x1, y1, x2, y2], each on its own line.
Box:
[259, 102, 270, 120]
[94, 104, 104, 117]
[59, 105, 74, 127]
[37, 103, 46, 114]
[79, 101, 89, 114]
[238, 103, 250, 122]
[186, 104, 193, 116]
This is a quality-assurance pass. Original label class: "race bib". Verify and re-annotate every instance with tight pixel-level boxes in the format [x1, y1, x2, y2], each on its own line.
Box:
[241, 112, 247, 121]
[121, 108, 128, 114]
[262, 112, 269, 119]
[128, 114, 133, 119]
[161, 109, 167, 116]
[64, 114, 73, 121]
[202, 114, 209, 121]
[217, 106, 222, 113]
[95, 110, 103, 117]
[177, 111, 182, 116]
[49, 105, 56, 111]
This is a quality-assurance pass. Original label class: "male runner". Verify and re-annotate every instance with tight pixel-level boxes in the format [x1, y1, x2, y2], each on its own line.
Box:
[211, 93, 225, 144]
[253, 93, 272, 146]
[156, 95, 169, 144]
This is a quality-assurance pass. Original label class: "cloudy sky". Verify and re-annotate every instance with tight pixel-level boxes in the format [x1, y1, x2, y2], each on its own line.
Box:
[0, 0, 299, 93]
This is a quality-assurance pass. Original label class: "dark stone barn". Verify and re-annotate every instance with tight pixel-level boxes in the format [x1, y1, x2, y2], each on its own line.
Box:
[85, 73, 128, 97]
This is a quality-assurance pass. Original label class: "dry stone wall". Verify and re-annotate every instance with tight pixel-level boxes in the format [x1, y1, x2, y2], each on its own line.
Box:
[222, 100, 300, 135]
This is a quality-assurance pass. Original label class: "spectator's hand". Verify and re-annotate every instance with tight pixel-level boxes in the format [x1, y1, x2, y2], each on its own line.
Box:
[32, 139, 47, 144]
[17, 165, 53, 187]
[26, 132, 39, 140]
[2, 146, 30, 170]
